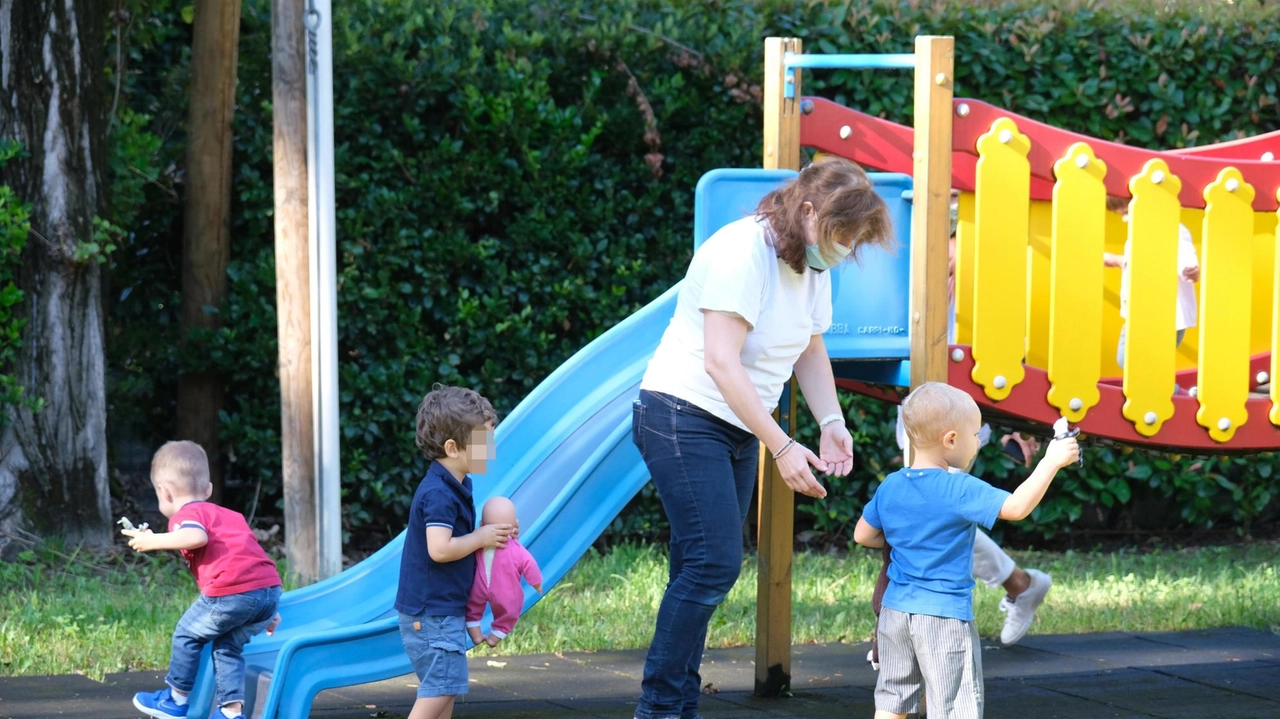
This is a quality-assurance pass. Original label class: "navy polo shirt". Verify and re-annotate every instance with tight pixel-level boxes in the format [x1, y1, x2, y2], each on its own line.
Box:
[395, 460, 476, 616]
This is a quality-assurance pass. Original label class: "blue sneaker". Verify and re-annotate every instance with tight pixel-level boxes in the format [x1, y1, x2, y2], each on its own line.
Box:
[133, 687, 188, 719]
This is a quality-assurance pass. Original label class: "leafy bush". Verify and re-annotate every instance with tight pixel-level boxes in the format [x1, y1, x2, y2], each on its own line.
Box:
[106, 0, 1280, 547]
[0, 141, 36, 426]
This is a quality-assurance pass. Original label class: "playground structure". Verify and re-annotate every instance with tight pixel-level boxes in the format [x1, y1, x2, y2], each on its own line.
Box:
[181, 35, 1280, 719]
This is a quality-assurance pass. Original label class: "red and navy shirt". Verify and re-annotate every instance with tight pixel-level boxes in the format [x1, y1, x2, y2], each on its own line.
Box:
[170, 501, 282, 597]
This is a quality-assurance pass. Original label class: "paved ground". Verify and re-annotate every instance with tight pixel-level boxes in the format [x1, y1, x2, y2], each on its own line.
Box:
[2, 627, 1278, 718]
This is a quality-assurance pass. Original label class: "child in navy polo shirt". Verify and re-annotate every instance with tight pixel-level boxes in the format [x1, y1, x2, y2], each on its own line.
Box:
[124, 441, 282, 719]
[855, 383, 1078, 719]
[396, 385, 514, 719]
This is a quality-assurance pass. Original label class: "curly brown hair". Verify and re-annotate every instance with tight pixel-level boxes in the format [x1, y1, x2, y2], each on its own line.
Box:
[415, 385, 497, 460]
[755, 156, 895, 274]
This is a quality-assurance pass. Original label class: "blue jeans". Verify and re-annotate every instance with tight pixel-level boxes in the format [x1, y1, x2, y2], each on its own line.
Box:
[632, 390, 759, 719]
[166, 585, 281, 706]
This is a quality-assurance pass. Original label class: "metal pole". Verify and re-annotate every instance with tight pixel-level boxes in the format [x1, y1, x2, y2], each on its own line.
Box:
[305, 0, 342, 579]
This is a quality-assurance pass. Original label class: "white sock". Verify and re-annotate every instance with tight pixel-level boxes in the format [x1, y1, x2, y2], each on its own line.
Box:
[220, 706, 240, 718]
[170, 690, 189, 706]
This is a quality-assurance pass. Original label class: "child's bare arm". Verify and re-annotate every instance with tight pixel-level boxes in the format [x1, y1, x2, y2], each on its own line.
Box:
[426, 524, 512, 563]
[853, 517, 885, 548]
[125, 527, 208, 553]
[1000, 436, 1079, 520]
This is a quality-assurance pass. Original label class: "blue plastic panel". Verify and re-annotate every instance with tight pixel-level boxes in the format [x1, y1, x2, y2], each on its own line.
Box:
[692, 168, 913, 362]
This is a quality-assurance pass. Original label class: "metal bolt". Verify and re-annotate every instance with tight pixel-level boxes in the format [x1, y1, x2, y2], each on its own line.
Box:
[1218, 417, 1232, 431]
[1263, 151, 1276, 162]
[1189, 386, 1198, 397]
[998, 129, 1013, 144]
[1075, 154, 1089, 168]
[956, 103, 971, 117]
[1152, 170, 1166, 184]
[994, 375, 1008, 389]
[839, 125, 852, 140]
[1069, 398, 1083, 411]
[935, 72, 948, 86]
[950, 348, 966, 362]
[1257, 371, 1270, 385]
[1226, 178, 1240, 192]
[1143, 411, 1158, 425]
[800, 98, 815, 115]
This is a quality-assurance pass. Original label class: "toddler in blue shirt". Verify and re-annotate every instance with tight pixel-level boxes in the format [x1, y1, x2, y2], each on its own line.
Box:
[855, 382, 1078, 719]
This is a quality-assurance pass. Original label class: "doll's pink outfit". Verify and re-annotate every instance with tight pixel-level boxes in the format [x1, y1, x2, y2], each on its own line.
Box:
[465, 539, 543, 639]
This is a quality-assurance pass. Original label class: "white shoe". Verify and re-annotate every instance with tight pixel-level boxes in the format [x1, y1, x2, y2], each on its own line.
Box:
[867, 648, 880, 670]
[999, 568, 1051, 645]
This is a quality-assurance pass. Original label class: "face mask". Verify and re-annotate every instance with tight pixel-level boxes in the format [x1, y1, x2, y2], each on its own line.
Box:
[805, 241, 851, 271]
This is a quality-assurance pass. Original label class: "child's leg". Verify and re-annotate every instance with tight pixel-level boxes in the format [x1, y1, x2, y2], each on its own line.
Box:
[873, 608, 924, 717]
[912, 616, 983, 719]
[408, 695, 455, 719]
[165, 597, 224, 696]
[208, 587, 281, 712]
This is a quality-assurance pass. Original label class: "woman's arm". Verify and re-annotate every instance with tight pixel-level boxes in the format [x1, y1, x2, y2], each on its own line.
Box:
[793, 334, 854, 476]
[704, 311, 827, 497]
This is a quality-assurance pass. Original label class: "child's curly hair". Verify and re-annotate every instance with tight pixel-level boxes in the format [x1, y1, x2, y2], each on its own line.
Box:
[415, 385, 497, 460]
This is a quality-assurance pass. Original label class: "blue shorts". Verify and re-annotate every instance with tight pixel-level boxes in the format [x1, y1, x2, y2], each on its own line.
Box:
[398, 613, 469, 697]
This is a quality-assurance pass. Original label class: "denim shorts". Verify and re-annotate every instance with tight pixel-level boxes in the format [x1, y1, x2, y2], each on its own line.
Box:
[398, 613, 469, 697]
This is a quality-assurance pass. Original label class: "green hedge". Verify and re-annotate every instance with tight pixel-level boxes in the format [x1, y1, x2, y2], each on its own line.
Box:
[107, 0, 1279, 547]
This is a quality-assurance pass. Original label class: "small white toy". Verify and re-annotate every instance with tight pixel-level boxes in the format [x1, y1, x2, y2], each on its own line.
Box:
[117, 516, 150, 534]
[1052, 418, 1084, 467]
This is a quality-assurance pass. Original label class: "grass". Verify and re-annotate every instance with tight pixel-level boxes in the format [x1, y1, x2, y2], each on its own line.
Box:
[2, 540, 1277, 680]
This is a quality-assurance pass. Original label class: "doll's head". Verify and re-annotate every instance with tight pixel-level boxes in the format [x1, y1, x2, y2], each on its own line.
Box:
[481, 496, 518, 526]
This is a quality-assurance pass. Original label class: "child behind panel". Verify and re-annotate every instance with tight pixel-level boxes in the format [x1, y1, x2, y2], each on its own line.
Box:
[466, 496, 543, 647]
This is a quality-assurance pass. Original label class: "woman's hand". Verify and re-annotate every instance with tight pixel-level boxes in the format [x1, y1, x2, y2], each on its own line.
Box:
[819, 422, 854, 477]
[774, 444, 828, 498]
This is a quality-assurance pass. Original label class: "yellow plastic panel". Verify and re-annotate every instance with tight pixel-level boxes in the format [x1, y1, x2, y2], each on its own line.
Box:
[970, 118, 1031, 401]
[1024, 201, 1053, 369]
[1196, 169, 1254, 442]
[1272, 187, 1280, 426]
[954, 191, 976, 346]
[1121, 160, 1182, 437]
[1253, 210, 1278, 381]
[1046, 143, 1107, 422]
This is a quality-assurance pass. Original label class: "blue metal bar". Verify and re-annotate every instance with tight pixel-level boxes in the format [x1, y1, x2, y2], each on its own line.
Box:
[782, 51, 915, 98]
[784, 52, 916, 70]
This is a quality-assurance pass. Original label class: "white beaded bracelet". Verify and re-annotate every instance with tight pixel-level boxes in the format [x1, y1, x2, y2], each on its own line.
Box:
[818, 413, 844, 429]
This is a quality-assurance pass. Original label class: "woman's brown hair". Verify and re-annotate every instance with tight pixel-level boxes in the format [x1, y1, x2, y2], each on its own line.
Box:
[755, 156, 895, 274]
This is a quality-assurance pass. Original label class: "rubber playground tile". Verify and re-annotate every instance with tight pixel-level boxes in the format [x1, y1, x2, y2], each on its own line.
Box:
[1016, 631, 1225, 669]
[1153, 660, 1280, 702]
[713, 685, 877, 717]
[983, 678, 1152, 719]
[1024, 667, 1279, 719]
[979, 641, 1112, 679]
[1136, 627, 1280, 663]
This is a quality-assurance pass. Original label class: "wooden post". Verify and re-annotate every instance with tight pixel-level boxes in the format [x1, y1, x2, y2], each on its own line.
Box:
[178, 0, 242, 502]
[273, 0, 319, 584]
[909, 36, 955, 389]
[756, 36, 802, 697]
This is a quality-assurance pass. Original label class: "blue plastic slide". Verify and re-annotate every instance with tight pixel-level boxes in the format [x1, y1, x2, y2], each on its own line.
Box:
[185, 168, 913, 718]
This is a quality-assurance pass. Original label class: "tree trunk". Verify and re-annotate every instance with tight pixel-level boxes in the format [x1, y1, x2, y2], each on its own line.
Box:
[0, 0, 109, 557]
[177, 0, 242, 503]
[273, 0, 318, 583]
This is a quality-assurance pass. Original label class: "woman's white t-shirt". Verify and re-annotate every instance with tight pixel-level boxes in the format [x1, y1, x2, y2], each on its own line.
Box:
[641, 216, 833, 432]
[1119, 223, 1199, 331]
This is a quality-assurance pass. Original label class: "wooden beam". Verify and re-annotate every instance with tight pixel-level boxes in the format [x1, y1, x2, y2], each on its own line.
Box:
[273, 0, 318, 584]
[756, 36, 802, 697]
[178, 0, 242, 502]
[909, 36, 955, 389]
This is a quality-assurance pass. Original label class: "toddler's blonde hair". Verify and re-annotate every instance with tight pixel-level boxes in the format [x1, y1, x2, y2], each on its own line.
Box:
[901, 382, 978, 449]
[151, 440, 211, 495]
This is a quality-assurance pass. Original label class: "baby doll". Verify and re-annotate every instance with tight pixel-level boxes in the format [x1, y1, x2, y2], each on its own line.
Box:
[465, 496, 543, 647]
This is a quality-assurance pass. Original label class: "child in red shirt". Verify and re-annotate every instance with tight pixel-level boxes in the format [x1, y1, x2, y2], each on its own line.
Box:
[123, 441, 282, 719]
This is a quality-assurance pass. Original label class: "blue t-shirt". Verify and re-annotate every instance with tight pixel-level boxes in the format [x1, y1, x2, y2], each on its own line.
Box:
[394, 461, 476, 616]
[862, 467, 1010, 621]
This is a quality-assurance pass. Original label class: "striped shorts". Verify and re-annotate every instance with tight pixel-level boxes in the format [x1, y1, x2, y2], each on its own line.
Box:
[874, 607, 984, 719]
